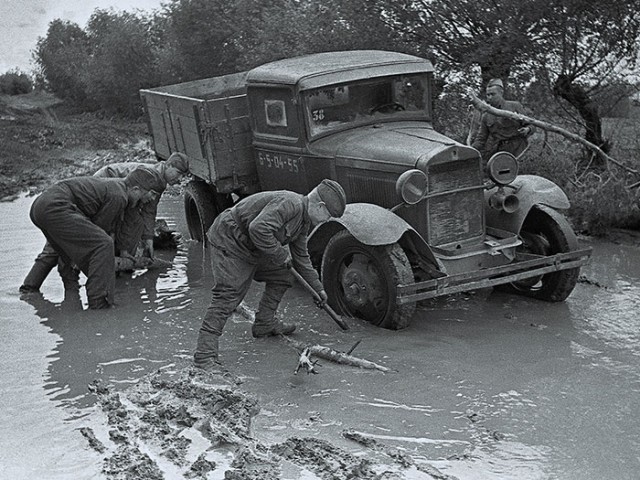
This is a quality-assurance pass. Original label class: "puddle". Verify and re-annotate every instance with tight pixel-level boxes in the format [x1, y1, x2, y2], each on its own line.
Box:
[1, 195, 640, 479]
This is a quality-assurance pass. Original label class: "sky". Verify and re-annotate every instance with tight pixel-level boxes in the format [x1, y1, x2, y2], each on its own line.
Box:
[0, 0, 165, 73]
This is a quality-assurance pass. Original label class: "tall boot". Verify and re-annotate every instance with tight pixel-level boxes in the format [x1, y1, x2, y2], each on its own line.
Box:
[194, 330, 222, 371]
[251, 283, 296, 338]
[20, 243, 59, 293]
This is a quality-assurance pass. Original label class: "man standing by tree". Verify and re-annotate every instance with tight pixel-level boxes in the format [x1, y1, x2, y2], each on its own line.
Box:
[194, 179, 347, 371]
[471, 78, 534, 160]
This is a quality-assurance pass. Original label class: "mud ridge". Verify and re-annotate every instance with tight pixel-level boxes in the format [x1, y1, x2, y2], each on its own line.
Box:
[85, 366, 455, 479]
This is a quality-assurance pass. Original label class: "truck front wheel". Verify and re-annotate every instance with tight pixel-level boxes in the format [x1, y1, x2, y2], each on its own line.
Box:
[503, 206, 580, 301]
[321, 230, 415, 330]
[184, 181, 224, 242]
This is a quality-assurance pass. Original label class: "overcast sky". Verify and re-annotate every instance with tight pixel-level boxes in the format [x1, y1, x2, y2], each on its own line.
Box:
[0, 0, 165, 73]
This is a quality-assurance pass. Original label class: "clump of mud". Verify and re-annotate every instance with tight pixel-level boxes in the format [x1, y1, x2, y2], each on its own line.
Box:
[85, 366, 454, 479]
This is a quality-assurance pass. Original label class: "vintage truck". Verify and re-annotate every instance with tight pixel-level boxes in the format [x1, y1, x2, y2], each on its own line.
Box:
[140, 50, 592, 329]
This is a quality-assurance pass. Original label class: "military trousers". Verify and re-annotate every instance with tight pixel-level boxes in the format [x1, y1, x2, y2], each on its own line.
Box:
[199, 210, 293, 337]
[30, 193, 116, 309]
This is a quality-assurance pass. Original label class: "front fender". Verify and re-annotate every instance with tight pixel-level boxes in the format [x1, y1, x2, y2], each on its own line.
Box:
[485, 174, 570, 234]
[308, 203, 440, 269]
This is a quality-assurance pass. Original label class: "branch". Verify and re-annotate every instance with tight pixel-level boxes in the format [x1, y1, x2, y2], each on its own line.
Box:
[467, 90, 639, 179]
[284, 337, 393, 373]
[233, 302, 393, 373]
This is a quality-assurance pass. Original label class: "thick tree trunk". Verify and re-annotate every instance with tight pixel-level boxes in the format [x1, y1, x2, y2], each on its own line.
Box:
[553, 75, 608, 166]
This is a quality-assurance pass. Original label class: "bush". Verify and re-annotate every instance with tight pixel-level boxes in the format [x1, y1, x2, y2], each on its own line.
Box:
[0, 70, 33, 95]
[518, 126, 640, 234]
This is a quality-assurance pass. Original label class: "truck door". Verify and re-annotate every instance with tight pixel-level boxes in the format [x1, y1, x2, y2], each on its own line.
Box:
[248, 87, 309, 193]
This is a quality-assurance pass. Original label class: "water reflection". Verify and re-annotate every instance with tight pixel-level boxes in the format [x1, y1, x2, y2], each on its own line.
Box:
[22, 240, 210, 408]
[3, 194, 640, 480]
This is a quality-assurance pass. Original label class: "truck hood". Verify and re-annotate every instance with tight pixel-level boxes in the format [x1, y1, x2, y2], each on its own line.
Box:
[309, 123, 478, 168]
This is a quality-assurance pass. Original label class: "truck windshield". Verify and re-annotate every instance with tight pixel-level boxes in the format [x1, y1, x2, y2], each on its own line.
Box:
[303, 74, 430, 137]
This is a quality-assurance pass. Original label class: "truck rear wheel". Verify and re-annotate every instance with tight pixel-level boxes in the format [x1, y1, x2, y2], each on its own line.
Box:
[321, 230, 415, 330]
[501, 206, 580, 301]
[184, 181, 230, 243]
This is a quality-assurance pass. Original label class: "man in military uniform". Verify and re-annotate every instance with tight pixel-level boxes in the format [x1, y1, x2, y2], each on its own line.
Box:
[20, 153, 189, 293]
[92, 152, 189, 259]
[27, 169, 158, 309]
[472, 78, 534, 160]
[194, 179, 347, 371]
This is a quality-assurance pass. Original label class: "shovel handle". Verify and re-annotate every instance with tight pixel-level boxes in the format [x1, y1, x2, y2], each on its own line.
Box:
[290, 268, 349, 330]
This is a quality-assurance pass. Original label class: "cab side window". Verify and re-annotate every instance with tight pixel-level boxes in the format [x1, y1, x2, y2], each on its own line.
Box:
[249, 87, 298, 139]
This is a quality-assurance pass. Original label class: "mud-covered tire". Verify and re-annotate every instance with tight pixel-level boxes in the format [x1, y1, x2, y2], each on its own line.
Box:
[501, 206, 580, 301]
[321, 230, 415, 330]
[184, 181, 231, 243]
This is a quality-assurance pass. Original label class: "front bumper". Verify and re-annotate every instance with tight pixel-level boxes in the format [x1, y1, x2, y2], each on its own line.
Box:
[396, 247, 593, 304]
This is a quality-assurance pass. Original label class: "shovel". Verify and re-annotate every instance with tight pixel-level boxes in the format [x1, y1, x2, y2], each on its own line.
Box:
[289, 267, 349, 330]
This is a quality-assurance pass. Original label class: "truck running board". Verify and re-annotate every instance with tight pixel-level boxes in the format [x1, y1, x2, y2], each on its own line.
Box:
[397, 248, 592, 304]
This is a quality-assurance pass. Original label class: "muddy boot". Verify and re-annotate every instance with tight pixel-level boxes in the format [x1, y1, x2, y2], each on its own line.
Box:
[252, 320, 296, 338]
[194, 330, 223, 371]
[59, 262, 80, 291]
[20, 243, 59, 293]
[252, 282, 295, 338]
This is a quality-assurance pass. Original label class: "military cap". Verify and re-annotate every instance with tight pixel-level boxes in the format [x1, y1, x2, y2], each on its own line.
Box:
[487, 78, 504, 89]
[166, 152, 190, 174]
[316, 179, 347, 217]
[124, 168, 164, 192]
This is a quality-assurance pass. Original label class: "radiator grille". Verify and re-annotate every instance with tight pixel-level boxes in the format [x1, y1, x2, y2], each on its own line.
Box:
[428, 160, 481, 192]
[427, 160, 484, 245]
[346, 170, 398, 208]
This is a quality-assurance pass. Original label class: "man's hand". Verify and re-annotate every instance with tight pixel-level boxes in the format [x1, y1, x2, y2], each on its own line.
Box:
[315, 289, 328, 308]
[518, 126, 531, 136]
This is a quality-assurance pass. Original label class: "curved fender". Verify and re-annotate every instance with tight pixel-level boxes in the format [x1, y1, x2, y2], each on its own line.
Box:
[308, 203, 441, 269]
[485, 174, 570, 234]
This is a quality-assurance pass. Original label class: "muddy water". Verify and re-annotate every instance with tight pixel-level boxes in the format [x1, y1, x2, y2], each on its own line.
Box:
[1, 193, 639, 479]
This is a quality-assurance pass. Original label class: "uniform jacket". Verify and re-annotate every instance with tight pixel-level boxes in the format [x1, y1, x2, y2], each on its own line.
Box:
[472, 99, 533, 155]
[94, 162, 167, 240]
[39, 176, 130, 234]
[222, 191, 323, 293]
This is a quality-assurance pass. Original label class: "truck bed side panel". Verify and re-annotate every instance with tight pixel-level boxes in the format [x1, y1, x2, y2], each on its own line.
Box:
[141, 85, 256, 191]
[142, 92, 208, 180]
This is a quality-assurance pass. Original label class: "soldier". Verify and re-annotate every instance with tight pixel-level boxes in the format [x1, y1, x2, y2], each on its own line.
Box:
[20, 153, 189, 292]
[93, 152, 190, 259]
[27, 169, 158, 309]
[194, 179, 347, 371]
[472, 78, 534, 160]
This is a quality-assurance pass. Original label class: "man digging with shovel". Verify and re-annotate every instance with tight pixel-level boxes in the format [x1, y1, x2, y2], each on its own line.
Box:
[194, 179, 347, 372]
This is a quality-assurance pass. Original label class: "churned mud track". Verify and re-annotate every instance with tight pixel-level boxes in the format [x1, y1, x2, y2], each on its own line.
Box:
[83, 365, 456, 480]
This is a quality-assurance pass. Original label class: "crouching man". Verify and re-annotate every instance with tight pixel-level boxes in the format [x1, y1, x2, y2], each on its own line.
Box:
[194, 179, 347, 371]
[27, 169, 158, 309]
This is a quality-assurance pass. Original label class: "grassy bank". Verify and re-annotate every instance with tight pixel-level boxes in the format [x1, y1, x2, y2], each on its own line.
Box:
[0, 92, 153, 200]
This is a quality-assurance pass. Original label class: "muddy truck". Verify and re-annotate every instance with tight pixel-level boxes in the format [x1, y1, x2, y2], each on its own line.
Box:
[140, 50, 592, 330]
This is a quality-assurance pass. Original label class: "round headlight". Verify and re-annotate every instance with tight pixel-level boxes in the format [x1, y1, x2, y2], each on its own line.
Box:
[487, 152, 518, 185]
[396, 169, 428, 205]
